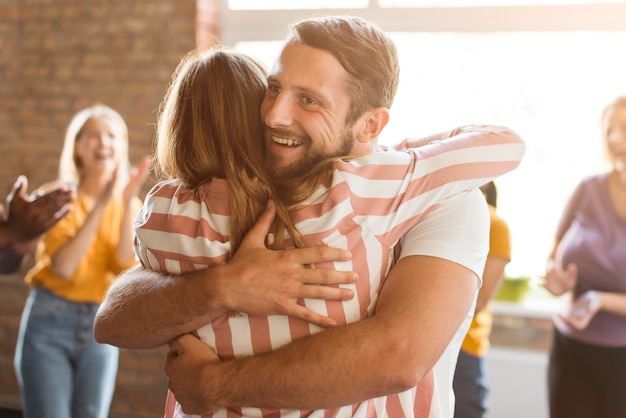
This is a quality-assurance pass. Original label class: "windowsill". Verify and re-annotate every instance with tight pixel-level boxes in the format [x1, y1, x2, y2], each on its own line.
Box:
[492, 284, 562, 320]
[490, 285, 560, 351]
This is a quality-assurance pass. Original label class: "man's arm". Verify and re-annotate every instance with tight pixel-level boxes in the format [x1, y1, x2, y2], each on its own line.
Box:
[475, 255, 508, 312]
[94, 202, 358, 349]
[165, 190, 487, 413]
[167, 256, 477, 412]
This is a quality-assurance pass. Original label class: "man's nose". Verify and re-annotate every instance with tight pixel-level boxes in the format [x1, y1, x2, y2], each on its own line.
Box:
[263, 95, 293, 128]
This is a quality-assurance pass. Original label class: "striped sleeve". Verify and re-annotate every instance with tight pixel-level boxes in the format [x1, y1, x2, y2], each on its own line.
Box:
[133, 179, 231, 274]
[336, 125, 524, 247]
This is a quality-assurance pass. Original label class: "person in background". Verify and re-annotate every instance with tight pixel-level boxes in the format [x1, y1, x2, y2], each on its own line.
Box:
[543, 96, 626, 418]
[13, 104, 150, 418]
[0, 175, 74, 274]
[453, 180, 511, 418]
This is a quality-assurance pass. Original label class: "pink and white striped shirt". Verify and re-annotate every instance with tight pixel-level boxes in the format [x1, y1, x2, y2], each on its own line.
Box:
[134, 126, 525, 418]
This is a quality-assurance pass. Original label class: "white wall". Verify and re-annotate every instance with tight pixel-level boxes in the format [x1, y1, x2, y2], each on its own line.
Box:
[485, 348, 549, 418]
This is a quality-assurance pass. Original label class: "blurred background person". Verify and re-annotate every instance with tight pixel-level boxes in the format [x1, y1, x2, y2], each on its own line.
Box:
[0, 175, 74, 274]
[13, 104, 150, 418]
[453, 180, 512, 418]
[544, 96, 626, 418]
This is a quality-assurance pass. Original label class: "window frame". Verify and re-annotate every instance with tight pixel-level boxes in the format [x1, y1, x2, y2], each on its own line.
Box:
[219, 1, 626, 45]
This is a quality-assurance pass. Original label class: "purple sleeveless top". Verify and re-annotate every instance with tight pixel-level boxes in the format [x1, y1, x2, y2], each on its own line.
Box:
[554, 174, 626, 346]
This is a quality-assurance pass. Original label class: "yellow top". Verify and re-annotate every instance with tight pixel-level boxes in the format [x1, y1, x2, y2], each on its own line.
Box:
[26, 192, 142, 304]
[461, 204, 511, 357]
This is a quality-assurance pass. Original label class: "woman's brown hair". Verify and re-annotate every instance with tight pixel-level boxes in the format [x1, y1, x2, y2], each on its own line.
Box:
[154, 48, 306, 253]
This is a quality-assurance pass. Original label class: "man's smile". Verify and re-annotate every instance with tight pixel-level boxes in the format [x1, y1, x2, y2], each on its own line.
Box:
[272, 135, 303, 147]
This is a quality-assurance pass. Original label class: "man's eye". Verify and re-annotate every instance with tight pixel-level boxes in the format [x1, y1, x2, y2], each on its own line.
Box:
[302, 96, 316, 105]
[268, 85, 280, 95]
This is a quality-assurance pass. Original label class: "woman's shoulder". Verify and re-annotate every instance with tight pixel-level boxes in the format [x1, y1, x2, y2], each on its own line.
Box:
[576, 173, 609, 193]
[580, 173, 608, 184]
[141, 178, 232, 223]
[145, 179, 189, 200]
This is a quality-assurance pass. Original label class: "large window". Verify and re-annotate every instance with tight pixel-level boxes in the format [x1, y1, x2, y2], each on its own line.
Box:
[221, 1, 626, 277]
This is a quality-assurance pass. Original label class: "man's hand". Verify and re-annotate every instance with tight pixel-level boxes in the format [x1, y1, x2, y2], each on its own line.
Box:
[166, 334, 221, 415]
[1, 175, 74, 251]
[216, 200, 357, 327]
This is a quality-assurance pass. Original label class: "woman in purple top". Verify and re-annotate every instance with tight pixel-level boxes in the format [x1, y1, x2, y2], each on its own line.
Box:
[544, 96, 626, 418]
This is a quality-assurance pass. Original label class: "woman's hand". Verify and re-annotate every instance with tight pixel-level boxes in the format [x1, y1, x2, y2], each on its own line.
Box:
[543, 258, 577, 296]
[123, 156, 151, 204]
[559, 291, 601, 330]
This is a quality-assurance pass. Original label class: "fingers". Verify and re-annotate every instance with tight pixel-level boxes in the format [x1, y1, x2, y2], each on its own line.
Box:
[289, 305, 338, 328]
[291, 245, 352, 267]
[15, 175, 28, 197]
[565, 263, 578, 279]
[166, 334, 190, 367]
[168, 335, 182, 352]
[31, 188, 74, 226]
[299, 269, 358, 290]
[165, 341, 181, 373]
[54, 204, 74, 220]
[43, 187, 74, 206]
[124, 157, 151, 202]
[130, 156, 151, 188]
[166, 333, 219, 375]
[4, 176, 26, 221]
[168, 333, 200, 353]
[138, 155, 152, 173]
[9, 175, 27, 196]
[240, 200, 277, 247]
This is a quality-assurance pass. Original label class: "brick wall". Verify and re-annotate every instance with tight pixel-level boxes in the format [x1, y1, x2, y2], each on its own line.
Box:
[0, 0, 219, 416]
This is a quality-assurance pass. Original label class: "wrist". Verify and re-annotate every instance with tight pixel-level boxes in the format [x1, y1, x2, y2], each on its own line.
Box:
[589, 290, 604, 308]
[0, 223, 21, 250]
[0, 246, 26, 274]
[194, 264, 231, 317]
[0, 225, 12, 251]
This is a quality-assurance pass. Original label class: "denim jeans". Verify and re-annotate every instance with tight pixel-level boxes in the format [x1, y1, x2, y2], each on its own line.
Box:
[14, 286, 119, 418]
[453, 349, 489, 418]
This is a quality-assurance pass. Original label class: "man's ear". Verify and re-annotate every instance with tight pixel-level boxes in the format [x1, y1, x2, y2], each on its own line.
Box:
[354, 107, 389, 144]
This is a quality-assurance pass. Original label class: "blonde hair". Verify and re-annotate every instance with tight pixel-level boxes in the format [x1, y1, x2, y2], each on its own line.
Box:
[600, 96, 626, 169]
[155, 48, 312, 253]
[58, 104, 130, 189]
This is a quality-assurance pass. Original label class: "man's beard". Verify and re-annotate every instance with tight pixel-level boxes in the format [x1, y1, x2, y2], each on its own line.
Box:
[268, 125, 354, 180]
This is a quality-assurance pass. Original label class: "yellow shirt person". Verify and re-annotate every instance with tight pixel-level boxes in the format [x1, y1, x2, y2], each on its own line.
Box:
[26, 192, 142, 303]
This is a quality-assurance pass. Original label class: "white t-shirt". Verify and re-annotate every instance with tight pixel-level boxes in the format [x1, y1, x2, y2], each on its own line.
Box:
[399, 189, 489, 417]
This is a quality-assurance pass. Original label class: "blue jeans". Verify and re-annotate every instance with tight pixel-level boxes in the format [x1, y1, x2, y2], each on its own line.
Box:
[453, 349, 489, 418]
[14, 287, 119, 418]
